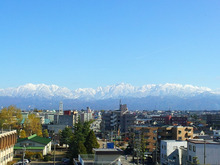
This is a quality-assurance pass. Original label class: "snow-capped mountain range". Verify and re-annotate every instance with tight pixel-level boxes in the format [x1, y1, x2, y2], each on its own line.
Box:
[1, 83, 220, 110]
[0, 83, 218, 99]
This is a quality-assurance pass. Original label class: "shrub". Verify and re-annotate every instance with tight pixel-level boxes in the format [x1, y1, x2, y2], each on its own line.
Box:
[43, 155, 51, 161]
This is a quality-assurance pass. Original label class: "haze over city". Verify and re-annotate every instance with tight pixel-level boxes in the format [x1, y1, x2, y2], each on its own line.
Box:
[1, 0, 220, 90]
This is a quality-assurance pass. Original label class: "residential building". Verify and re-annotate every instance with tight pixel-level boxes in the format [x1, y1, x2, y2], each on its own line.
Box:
[80, 107, 93, 123]
[187, 139, 220, 165]
[152, 115, 187, 126]
[159, 126, 193, 141]
[160, 140, 187, 165]
[101, 104, 137, 134]
[14, 134, 51, 156]
[0, 130, 17, 165]
[132, 126, 158, 153]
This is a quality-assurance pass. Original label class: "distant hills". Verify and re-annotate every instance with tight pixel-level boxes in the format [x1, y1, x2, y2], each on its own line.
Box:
[0, 83, 220, 110]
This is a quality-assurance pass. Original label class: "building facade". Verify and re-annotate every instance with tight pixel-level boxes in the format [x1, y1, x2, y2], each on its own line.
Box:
[0, 130, 17, 165]
[160, 140, 187, 165]
[187, 139, 220, 165]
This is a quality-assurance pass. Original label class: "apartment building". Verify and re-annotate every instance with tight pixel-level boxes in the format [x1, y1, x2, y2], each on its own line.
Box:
[187, 139, 220, 165]
[0, 130, 17, 165]
[101, 104, 136, 134]
[159, 126, 193, 141]
[132, 126, 158, 152]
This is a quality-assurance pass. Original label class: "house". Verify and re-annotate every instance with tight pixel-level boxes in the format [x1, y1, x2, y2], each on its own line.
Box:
[14, 134, 51, 156]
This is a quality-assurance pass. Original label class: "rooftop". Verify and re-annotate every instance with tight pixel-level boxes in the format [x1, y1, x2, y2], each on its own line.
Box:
[17, 134, 51, 145]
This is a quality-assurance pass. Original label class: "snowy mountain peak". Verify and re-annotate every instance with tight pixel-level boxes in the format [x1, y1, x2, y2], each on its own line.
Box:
[0, 83, 217, 100]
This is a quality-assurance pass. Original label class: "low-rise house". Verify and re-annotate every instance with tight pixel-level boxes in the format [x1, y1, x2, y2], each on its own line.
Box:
[14, 134, 51, 156]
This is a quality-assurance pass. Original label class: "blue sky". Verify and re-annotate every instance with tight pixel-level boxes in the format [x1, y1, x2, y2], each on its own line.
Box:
[0, 0, 220, 89]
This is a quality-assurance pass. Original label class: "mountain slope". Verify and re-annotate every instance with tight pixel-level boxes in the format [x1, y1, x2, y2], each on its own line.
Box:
[0, 83, 220, 110]
[0, 83, 217, 99]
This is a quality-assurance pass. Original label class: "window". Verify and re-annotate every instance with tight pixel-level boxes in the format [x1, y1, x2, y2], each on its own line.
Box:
[178, 130, 181, 134]
[178, 137, 182, 140]
[189, 155, 192, 162]
[193, 146, 196, 152]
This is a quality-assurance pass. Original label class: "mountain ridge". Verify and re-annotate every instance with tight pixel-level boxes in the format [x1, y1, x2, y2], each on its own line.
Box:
[0, 83, 218, 99]
[0, 83, 220, 110]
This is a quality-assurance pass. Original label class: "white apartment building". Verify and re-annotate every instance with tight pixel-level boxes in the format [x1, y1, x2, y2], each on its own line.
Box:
[187, 139, 220, 165]
[160, 140, 187, 165]
[0, 130, 17, 165]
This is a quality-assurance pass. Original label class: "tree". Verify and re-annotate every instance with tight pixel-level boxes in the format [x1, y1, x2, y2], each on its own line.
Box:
[43, 129, 49, 138]
[84, 130, 100, 154]
[140, 131, 146, 164]
[67, 120, 86, 160]
[60, 127, 73, 147]
[0, 105, 22, 130]
[82, 121, 91, 139]
[24, 114, 42, 136]
[20, 130, 27, 138]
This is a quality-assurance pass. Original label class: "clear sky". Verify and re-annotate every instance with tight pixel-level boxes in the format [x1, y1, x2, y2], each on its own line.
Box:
[0, 0, 220, 90]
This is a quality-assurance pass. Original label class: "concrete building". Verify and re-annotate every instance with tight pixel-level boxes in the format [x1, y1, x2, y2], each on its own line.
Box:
[54, 110, 78, 127]
[132, 126, 158, 153]
[80, 107, 93, 123]
[159, 126, 193, 141]
[152, 115, 187, 126]
[187, 139, 220, 165]
[160, 140, 187, 165]
[77, 148, 123, 165]
[101, 104, 137, 134]
[0, 130, 17, 165]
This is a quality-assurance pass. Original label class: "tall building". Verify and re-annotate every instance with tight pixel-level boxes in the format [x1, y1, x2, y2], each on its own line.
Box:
[0, 130, 17, 165]
[80, 107, 93, 123]
[101, 104, 136, 134]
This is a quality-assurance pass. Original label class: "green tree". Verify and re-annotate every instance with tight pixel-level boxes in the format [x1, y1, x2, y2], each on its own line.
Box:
[60, 127, 73, 147]
[82, 121, 91, 139]
[84, 130, 100, 153]
[140, 131, 146, 164]
[67, 120, 86, 160]
[43, 129, 49, 138]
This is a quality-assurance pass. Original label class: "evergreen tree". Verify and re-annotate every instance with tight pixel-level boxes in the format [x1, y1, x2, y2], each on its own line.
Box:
[82, 121, 91, 139]
[67, 119, 86, 160]
[140, 131, 146, 164]
[84, 130, 100, 154]
[60, 127, 73, 147]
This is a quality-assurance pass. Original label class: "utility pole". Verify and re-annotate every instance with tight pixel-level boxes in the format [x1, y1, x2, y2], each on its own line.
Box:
[22, 145, 26, 165]
[204, 140, 206, 165]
